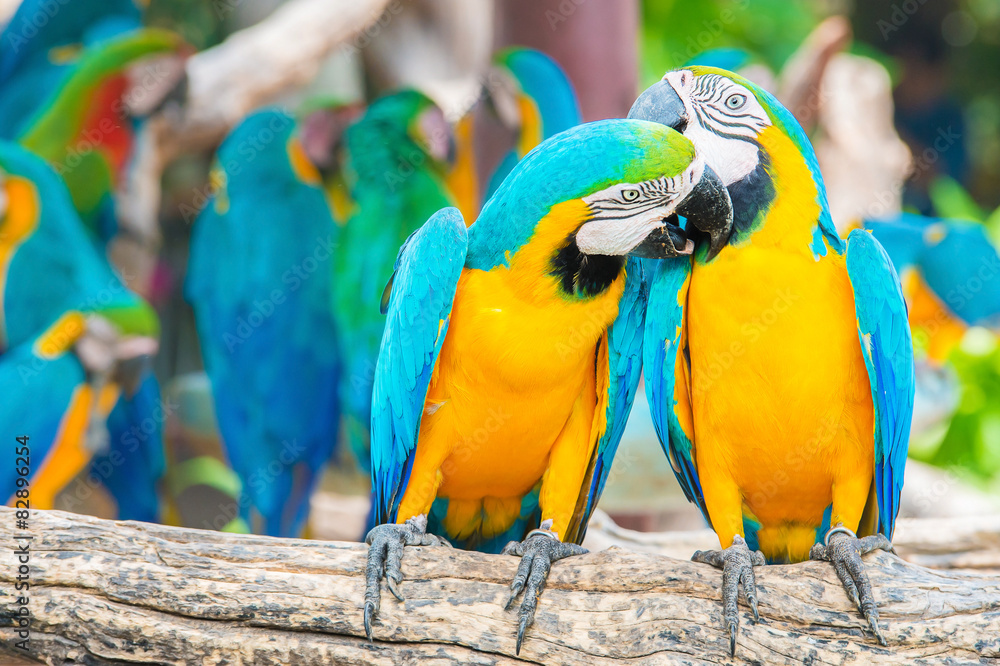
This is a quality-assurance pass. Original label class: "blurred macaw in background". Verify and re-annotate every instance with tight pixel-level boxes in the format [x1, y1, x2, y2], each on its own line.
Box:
[15, 28, 183, 245]
[480, 47, 582, 205]
[630, 67, 913, 653]
[865, 212, 1000, 364]
[363, 119, 733, 652]
[0, 0, 144, 138]
[326, 90, 455, 473]
[0, 141, 162, 515]
[186, 109, 341, 538]
[299, 99, 365, 227]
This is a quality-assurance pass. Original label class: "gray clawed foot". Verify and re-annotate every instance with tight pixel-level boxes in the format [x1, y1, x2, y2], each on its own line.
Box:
[363, 515, 451, 640]
[692, 534, 766, 657]
[810, 530, 893, 646]
[502, 527, 587, 655]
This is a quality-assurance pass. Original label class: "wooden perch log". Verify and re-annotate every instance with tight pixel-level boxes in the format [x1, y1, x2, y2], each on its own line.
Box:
[1, 509, 998, 665]
[584, 510, 1000, 574]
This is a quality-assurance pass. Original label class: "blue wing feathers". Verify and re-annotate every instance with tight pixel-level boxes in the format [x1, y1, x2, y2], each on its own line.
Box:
[846, 229, 914, 539]
[371, 207, 468, 525]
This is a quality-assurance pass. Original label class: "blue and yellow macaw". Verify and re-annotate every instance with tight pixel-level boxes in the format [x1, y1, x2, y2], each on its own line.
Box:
[362, 119, 734, 652]
[629, 67, 914, 653]
[329, 90, 455, 472]
[481, 47, 582, 205]
[865, 212, 1000, 364]
[0, 140, 161, 513]
[186, 109, 341, 538]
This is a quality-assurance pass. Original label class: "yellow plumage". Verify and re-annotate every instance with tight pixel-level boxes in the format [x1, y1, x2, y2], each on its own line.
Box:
[684, 127, 875, 562]
[395, 199, 619, 540]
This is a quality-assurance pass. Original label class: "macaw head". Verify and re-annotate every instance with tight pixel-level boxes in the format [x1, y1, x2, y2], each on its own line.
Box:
[488, 47, 581, 156]
[629, 66, 837, 255]
[346, 89, 455, 180]
[467, 119, 733, 295]
[212, 108, 321, 204]
[298, 99, 364, 176]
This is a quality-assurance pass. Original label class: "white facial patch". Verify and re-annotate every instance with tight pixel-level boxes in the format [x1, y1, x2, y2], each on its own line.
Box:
[664, 70, 772, 187]
[576, 157, 703, 256]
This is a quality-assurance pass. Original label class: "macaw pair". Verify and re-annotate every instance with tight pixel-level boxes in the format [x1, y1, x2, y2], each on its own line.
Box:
[186, 109, 341, 538]
[0, 141, 162, 519]
[364, 67, 914, 656]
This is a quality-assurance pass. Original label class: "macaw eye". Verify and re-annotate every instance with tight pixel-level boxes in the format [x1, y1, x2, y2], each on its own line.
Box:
[725, 94, 747, 110]
[622, 189, 640, 202]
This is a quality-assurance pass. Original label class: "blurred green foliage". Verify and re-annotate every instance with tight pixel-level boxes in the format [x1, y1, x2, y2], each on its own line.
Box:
[639, 0, 826, 86]
[912, 331, 1000, 489]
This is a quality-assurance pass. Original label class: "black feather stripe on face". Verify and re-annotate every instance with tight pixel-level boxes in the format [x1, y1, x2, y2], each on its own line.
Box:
[726, 148, 775, 240]
[549, 236, 626, 299]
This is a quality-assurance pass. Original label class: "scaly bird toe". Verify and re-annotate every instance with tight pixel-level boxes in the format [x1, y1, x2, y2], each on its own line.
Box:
[810, 527, 892, 646]
[692, 534, 766, 657]
[501, 523, 587, 655]
[362, 515, 448, 640]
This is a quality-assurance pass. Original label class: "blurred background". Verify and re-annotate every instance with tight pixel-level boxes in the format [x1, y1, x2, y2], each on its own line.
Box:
[1, 0, 998, 541]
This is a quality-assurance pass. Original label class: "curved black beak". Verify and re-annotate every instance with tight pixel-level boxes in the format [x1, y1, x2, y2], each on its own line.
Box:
[678, 164, 733, 261]
[628, 79, 689, 133]
[630, 218, 693, 258]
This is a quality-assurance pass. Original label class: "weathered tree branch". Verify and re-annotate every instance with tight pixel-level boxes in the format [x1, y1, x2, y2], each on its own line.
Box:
[584, 510, 1000, 574]
[1, 509, 998, 665]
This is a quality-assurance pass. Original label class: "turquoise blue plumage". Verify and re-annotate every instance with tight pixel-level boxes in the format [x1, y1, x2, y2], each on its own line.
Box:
[1, 140, 160, 512]
[844, 230, 914, 537]
[483, 47, 582, 203]
[331, 90, 455, 472]
[370, 208, 467, 529]
[96, 373, 166, 522]
[186, 109, 340, 538]
[866, 212, 1000, 329]
[0, 324, 87, 502]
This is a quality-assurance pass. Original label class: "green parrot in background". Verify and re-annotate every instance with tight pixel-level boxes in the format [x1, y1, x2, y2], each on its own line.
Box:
[324, 90, 456, 473]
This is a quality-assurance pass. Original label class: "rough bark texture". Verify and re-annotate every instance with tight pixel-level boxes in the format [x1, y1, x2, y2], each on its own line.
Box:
[0, 509, 998, 665]
[584, 510, 1000, 574]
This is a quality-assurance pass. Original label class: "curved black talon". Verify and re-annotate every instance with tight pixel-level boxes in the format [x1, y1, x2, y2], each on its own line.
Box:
[692, 534, 766, 657]
[810, 527, 892, 646]
[363, 515, 451, 640]
[501, 522, 587, 655]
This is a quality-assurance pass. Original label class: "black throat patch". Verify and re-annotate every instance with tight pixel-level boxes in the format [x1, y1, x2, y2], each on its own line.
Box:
[726, 148, 776, 241]
[550, 236, 626, 299]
